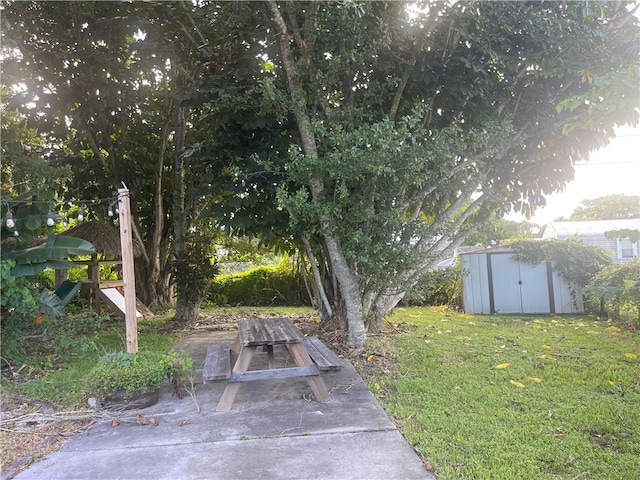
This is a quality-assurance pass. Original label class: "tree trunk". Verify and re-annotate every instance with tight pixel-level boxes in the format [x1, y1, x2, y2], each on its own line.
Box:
[267, 0, 366, 345]
[174, 302, 199, 323]
[171, 65, 193, 320]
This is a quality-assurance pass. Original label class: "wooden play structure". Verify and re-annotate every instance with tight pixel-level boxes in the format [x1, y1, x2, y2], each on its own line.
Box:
[59, 188, 148, 352]
[59, 221, 150, 319]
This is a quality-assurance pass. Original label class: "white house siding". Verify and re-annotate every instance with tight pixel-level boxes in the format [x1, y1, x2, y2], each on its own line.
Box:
[542, 219, 640, 264]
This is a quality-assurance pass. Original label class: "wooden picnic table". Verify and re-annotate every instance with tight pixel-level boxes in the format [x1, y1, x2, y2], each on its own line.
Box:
[215, 318, 330, 411]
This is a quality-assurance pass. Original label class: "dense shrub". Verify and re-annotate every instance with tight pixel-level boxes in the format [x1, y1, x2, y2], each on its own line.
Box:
[85, 350, 175, 398]
[208, 257, 309, 306]
[586, 260, 640, 321]
[1, 260, 39, 367]
[401, 264, 463, 307]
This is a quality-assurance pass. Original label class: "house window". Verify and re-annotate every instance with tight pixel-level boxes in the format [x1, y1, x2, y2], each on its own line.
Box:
[618, 238, 636, 260]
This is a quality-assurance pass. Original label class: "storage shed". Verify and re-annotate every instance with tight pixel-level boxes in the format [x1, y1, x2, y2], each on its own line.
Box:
[460, 246, 582, 315]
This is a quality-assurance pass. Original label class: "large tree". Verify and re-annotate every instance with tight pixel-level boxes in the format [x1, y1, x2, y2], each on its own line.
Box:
[569, 194, 640, 220]
[1, 1, 224, 318]
[197, 1, 639, 345]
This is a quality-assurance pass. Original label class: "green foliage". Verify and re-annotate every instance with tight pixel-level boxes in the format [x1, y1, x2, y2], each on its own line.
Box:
[0, 93, 71, 198]
[216, 235, 280, 267]
[465, 218, 540, 246]
[589, 261, 640, 321]
[172, 230, 220, 307]
[4, 0, 638, 341]
[401, 264, 463, 308]
[85, 350, 176, 399]
[1, 309, 185, 406]
[582, 284, 621, 318]
[1, 234, 95, 277]
[38, 289, 66, 318]
[605, 229, 640, 243]
[0, 259, 39, 366]
[1, 309, 108, 371]
[569, 195, 640, 221]
[37, 312, 107, 364]
[208, 257, 308, 307]
[0, 259, 38, 321]
[283, 111, 510, 293]
[510, 238, 613, 286]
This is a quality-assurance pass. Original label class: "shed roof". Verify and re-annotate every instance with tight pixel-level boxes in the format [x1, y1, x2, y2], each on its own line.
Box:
[542, 219, 640, 239]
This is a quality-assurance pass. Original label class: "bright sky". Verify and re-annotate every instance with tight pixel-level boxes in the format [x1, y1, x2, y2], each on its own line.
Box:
[507, 125, 640, 225]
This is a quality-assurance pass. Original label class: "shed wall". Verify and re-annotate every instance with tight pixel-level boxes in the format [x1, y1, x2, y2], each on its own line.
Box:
[461, 253, 491, 314]
[461, 250, 583, 314]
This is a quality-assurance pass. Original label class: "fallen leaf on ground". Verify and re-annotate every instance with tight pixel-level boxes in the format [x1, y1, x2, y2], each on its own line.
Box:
[111, 419, 120, 427]
[148, 418, 159, 426]
[179, 419, 190, 426]
[624, 353, 637, 359]
[510, 380, 525, 388]
[136, 414, 149, 426]
[541, 345, 551, 350]
[496, 363, 510, 369]
[528, 377, 542, 383]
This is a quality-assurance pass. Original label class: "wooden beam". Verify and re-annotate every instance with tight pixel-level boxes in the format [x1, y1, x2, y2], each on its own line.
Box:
[118, 187, 138, 354]
[229, 366, 319, 382]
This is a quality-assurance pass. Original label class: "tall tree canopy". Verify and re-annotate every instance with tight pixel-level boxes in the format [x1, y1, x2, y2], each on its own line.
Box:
[1, 1, 223, 317]
[569, 194, 640, 220]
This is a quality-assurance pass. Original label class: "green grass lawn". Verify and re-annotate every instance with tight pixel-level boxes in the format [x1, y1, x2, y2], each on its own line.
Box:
[359, 307, 640, 480]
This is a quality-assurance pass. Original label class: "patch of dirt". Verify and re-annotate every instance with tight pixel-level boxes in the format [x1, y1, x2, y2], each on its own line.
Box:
[0, 396, 95, 479]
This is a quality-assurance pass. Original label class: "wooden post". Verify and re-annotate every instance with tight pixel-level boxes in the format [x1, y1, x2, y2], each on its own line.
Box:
[118, 187, 138, 353]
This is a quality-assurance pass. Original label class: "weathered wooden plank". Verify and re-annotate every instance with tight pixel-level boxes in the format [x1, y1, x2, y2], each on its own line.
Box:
[229, 365, 319, 382]
[203, 344, 231, 382]
[288, 342, 330, 402]
[238, 318, 304, 346]
[303, 337, 344, 371]
[216, 346, 257, 411]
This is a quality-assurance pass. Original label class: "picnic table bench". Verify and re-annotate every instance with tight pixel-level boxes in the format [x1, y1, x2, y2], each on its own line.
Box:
[202, 318, 343, 411]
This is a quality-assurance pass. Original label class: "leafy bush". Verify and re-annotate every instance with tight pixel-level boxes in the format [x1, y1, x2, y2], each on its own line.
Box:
[587, 260, 640, 321]
[1, 260, 39, 366]
[401, 264, 463, 307]
[208, 257, 308, 306]
[85, 350, 175, 399]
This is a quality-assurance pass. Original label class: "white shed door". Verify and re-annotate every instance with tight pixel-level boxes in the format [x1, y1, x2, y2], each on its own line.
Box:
[490, 254, 551, 314]
[490, 254, 523, 313]
[519, 262, 551, 313]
